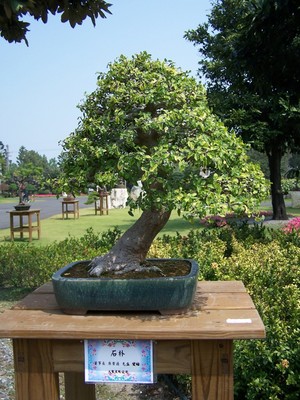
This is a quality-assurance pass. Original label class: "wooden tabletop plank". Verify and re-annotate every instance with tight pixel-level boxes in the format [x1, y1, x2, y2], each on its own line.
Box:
[193, 292, 256, 310]
[32, 282, 54, 294]
[14, 290, 255, 311]
[197, 281, 246, 292]
[13, 281, 256, 312]
[13, 293, 60, 310]
[0, 308, 265, 340]
[0, 281, 265, 340]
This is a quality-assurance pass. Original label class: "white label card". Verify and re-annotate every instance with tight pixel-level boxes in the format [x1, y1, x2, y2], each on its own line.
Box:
[226, 318, 252, 324]
[84, 339, 154, 384]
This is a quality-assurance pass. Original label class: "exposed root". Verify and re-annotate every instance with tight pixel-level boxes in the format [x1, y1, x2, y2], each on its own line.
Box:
[88, 256, 128, 277]
[88, 256, 165, 277]
[114, 265, 165, 276]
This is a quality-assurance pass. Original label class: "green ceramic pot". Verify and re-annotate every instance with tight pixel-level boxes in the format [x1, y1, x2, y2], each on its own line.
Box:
[52, 258, 199, 314]
[14, 205, 31, 211]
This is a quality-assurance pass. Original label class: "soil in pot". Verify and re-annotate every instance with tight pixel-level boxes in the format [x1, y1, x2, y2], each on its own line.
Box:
[62, 259, 191, 279]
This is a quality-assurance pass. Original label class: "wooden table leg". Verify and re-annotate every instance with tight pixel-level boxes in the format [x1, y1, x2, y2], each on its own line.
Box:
[191, 340, 233, 400]
[28, 214, 32, 242]
[10, 213, 14, 240]
[13, 339, 60, 400]
[100, 200, 102, 215]
[19, 215, 23, 239]
[37, 211, 41, 239]
[65, 372, 96, 400]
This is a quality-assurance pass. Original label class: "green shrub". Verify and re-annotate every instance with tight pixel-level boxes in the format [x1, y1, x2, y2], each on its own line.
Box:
[214, 239, 300, 399]
[0, 227, 122, 287]
[281, 178, 296, 195]
[149, 229, 226, 280]
[151, 226, 300, 399]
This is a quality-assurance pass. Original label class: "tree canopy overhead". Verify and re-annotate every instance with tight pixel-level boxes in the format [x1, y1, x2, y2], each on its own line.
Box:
[60, 52, 268, 275]
[185, 0, 300, 220]
[0, 0, 112, 44]
[238, 0, 300, 96]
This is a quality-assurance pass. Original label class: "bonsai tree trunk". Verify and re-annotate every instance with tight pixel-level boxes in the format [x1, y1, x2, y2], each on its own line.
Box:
[89, 209, 171, 276]
[267, 142, 288, 220]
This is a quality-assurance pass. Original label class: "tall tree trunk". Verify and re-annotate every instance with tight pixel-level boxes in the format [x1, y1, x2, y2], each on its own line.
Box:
[267, 143, 288, 220]
[89, 209, 171, 276]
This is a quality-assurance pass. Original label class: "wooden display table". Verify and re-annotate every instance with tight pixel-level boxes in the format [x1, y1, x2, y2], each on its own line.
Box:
[0, 281, 265, 400]
[61, 200, 79, 219]
[9, 209, 41, 241]
[95, 191, 110, 215]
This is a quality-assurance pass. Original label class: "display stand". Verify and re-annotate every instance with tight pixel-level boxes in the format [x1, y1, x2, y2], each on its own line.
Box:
[61, 200, 79, 219]
[0, 281, 265, 400]
[9, 209, 41, 241]
[95, 191, 110, 215]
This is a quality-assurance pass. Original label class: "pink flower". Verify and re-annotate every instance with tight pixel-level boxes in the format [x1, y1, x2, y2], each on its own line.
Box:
[282, 217, 300, 234]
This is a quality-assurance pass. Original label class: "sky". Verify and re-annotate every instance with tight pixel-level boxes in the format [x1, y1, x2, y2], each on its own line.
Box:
[1, 0, 212, 163]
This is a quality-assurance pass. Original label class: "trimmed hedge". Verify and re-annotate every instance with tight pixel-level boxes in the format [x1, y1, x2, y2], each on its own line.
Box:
[0, 223, 299, 399]
[0, 227, 122, 287]
[150, 225, 300, 399]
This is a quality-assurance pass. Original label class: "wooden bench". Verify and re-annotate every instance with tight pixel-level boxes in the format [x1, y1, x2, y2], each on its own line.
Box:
[0, 281, 265, 400]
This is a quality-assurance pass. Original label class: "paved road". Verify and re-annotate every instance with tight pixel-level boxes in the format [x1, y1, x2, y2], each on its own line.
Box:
[0, 196, 91, 229]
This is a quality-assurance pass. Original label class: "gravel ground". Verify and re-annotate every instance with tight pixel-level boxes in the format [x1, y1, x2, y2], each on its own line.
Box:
[0, 337, 186, 400]
[0, 339, 14, 400]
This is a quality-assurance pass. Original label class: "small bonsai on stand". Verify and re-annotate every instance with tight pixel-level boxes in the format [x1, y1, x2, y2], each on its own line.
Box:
[15, 182, 30, 210]
[14, 179, 33, 210]
[59, 52, 269, 277]
[5, 162, 42, 210]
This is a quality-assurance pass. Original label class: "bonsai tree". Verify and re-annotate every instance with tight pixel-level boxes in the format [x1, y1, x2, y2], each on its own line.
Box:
[60, 52, 268, 276]
[5, 163, 43, 204]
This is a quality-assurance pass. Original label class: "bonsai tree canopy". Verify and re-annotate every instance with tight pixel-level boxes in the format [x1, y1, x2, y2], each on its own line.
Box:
[7, 163, 43, 203]
[60, 52, 269, 276]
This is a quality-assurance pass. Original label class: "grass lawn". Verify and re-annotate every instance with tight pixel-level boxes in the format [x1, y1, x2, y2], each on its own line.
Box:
[0, 206, 200, 245]
[0, 197, 19, 204]
[0, 199, 299, 309]
[0, 197, 299, 245]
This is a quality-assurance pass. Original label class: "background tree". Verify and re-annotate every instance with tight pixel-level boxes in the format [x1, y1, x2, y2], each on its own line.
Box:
[45, 157, 60, 179]
[60, 52, 268, 276]
[4, 146, 59, 195]
[185, 0, 300, 219]
[0, 141, 8, 175]
[7, 162, 43, 202]
[0, 0, 111, 45]
[17, 146, 48, 166]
